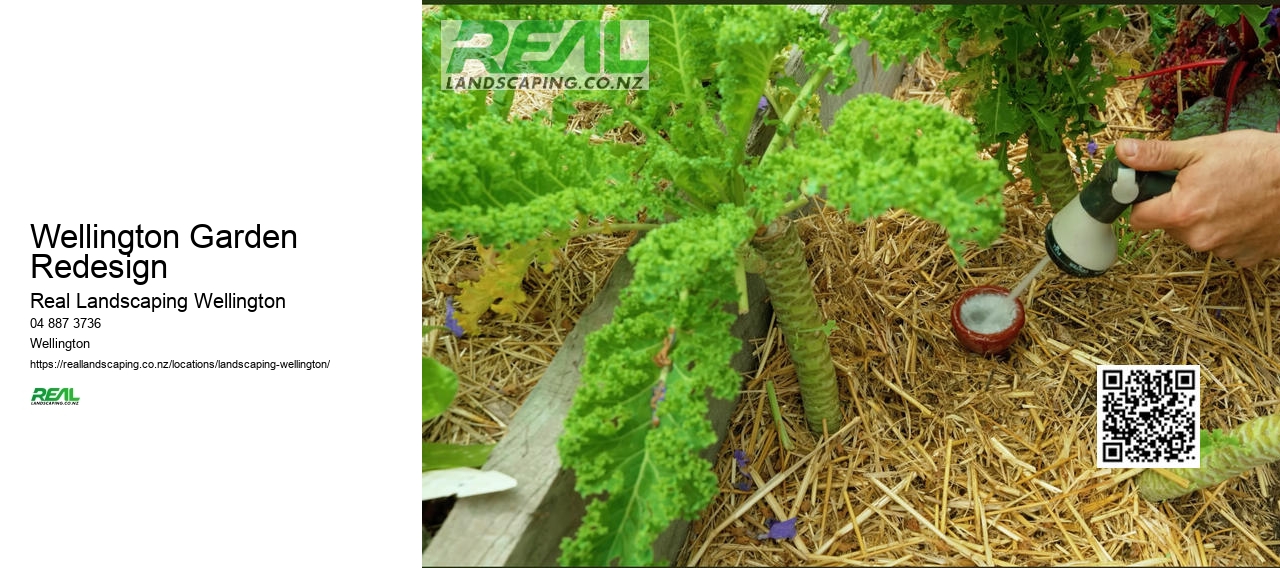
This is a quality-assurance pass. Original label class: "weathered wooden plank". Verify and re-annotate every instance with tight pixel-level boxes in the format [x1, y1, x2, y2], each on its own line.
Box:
[424, 255, 770, 566]
[423, 257, 633, 567]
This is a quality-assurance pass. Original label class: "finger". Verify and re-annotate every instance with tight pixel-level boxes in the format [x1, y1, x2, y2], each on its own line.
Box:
[1227, 249, 1261, 268]
[1129, 191, 1184, 231]
[1212, 244, 1241, 262]
[1116, 138, 1201, 171]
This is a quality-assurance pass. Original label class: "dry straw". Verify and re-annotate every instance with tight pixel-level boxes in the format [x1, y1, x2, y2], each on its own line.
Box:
[422, 229, 632, 445]
[681, 23, 1280, 566]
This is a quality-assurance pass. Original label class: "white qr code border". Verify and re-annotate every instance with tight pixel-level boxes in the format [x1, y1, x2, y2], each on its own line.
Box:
[1096, 364, 1201, 469]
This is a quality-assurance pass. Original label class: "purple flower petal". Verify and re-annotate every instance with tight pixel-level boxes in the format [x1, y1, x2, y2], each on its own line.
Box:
[757, 96, 769, 111]
[731, 450, 753, 490]
[444, 297, 464, 338]
[1086, 140, 1098, 156]
[757, 517, 797, 540]
[1266, 8, 1278, 28]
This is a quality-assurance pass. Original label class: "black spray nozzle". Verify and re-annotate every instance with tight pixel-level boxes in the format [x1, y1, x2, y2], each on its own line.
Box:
[1079, 158, 1178, 224]
[1044, 158, 1179, 278]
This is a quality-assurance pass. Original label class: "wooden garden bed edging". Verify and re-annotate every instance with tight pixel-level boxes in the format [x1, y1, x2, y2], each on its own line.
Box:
[423, 258, 772, 566]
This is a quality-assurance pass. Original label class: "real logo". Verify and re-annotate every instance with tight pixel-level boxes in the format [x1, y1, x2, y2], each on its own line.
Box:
[32, 387, 80, 404]
[440, 20, 649, 91]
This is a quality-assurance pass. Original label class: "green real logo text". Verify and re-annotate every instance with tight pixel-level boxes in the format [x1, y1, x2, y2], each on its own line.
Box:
[32, 387, 80, 405]
[441, 20, 649, 91]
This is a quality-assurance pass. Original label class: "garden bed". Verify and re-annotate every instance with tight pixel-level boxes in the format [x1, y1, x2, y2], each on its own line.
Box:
[422, 229, 632, 449]
[676, 34, 1280, 566]
[679, 199, 1280, 566]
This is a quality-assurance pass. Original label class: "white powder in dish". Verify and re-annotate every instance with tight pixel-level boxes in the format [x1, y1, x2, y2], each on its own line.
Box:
[959, 293, 1017, 334]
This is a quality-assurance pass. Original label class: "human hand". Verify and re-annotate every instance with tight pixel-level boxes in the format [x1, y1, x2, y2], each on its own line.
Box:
[1116, 130, 1280, 267]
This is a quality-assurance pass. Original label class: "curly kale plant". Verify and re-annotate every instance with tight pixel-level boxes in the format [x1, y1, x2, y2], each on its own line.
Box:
[843, 5, 1128, 211]
[1140, 417, 1280, 501]
[425, 5, 1005, 565]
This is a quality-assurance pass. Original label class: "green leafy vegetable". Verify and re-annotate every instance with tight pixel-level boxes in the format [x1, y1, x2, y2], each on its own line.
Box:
[422, 356, 496, 472]
[423, 356, 458, 423]
[750, 94, 1007, 254]
[1170, 76, 1280, 140]
[841, 5, 1126, 210]
[1139, 416, 1280, 501]
[423, 84, 645, 247]
[710, 5, 815, 168]
[423, 442, 494, 471]
[558, 211, 752, 566]
[834, 5, 934, 65]
[1143, 5, 1179, 55]
[940, 5, 1125, 210]
[423, 5, 1008, 565]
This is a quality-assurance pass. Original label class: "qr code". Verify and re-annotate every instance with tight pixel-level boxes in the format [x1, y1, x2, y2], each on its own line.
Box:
[1096, 365, 1200, 468]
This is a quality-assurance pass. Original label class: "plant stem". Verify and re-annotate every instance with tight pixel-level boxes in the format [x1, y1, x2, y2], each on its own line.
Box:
[738, 244, 767, 274]
[765, 379, 794, 451]
[732, 257, 749, 315]
[569, 222, 662, 238]
[1025, 131, 1079, 212]
[752, 219, 841, 433]
[749, 35, 861, 433]
[1117, 58, 1228, 81]
[776, 195, 812, 218]
[1139, 413, 1280, 501]
[763, 37, 852, 160]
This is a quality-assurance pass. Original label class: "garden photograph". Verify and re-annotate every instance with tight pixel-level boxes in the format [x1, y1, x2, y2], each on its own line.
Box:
[424, 5, 1280, 566]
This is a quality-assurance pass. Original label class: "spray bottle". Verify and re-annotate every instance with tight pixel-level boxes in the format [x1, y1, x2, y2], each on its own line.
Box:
[1044, 158, 1179, 277]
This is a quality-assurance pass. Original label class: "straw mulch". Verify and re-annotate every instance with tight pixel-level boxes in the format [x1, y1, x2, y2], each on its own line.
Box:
[422, 228, 632, 445]
[678, 17, 1280, 568]
[678, 202, 1280, 567]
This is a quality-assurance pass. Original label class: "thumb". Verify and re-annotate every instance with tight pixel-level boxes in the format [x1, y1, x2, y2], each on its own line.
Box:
[1115, 138, 1200, 171]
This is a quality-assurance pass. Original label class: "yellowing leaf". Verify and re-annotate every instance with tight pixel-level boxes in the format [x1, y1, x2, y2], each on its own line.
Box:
[1108, 53, 1140, 78]
[956, 35, 1000, 66]
[454, 233, 569, 334]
